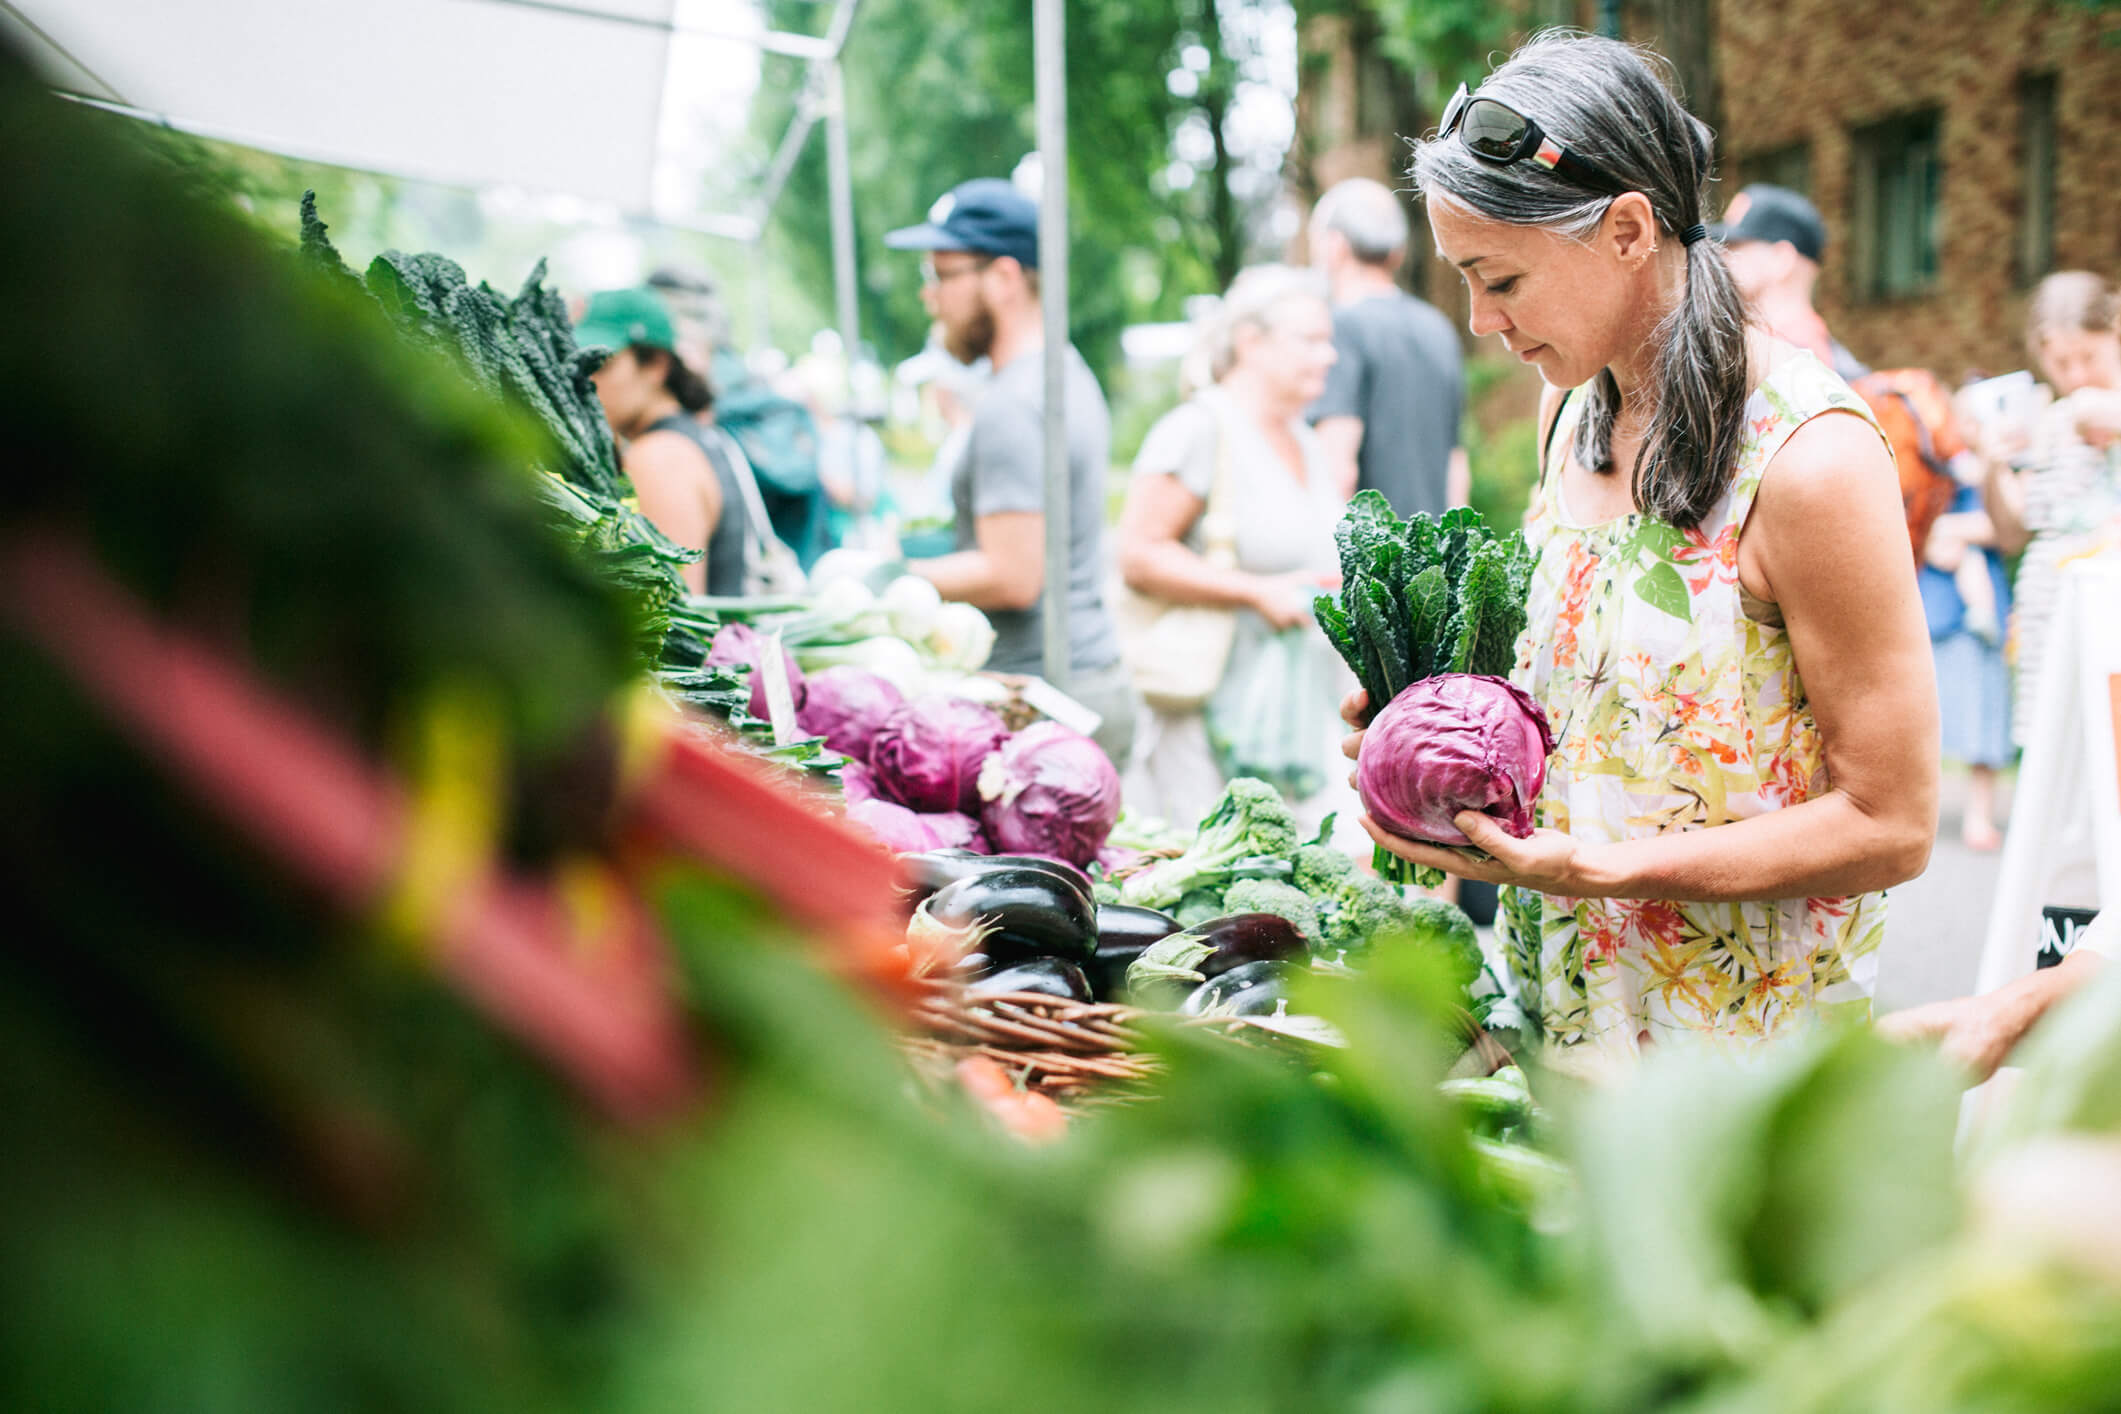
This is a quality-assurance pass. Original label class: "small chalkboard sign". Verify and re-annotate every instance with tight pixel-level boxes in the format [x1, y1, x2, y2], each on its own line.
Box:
[2037, 906, 2101, 970]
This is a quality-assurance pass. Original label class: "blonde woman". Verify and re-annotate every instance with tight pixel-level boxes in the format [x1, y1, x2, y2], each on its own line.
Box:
[1118, 265, 1347, 827]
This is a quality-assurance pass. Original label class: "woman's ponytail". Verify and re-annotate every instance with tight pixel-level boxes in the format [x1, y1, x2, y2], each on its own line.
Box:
[662, 350, 713, 414]
[1629, 228, 1751, 528]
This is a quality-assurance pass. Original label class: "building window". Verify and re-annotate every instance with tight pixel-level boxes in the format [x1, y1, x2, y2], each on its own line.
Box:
[1849, 109, 1942, 300]
[1744, 143, 1812, 199]
[2017, 74, 2057, 287]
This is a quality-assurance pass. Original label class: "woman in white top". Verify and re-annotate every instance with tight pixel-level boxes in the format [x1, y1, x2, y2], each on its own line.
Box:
[1118, 265, 1349, 828]
[1976, 271, 2121, 744]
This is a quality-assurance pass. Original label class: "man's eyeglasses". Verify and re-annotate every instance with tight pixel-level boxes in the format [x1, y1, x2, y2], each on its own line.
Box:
[1437, 84, 1629, 197]
[921, 255, 995, 287]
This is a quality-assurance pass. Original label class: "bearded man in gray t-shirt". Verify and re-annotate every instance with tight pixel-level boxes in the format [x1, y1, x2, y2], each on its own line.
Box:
[886, 179, 1134, 767]
[1305, 178, 1468, 521]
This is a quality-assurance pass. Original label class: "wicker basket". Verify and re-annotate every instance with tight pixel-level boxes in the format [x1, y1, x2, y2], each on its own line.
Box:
[907, 976, 1513, 1100]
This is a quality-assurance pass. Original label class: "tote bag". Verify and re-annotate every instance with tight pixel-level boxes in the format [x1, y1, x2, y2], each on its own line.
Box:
[1114, 401, 1239, 713]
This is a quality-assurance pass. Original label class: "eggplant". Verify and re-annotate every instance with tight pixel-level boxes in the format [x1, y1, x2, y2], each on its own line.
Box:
[893, 850, 1091, 910]
[918, 868, 1098, 964]
[1179, 959, 1297, 1017]
[1086, 903, 1182, 1001]
[984, 854, 1093, 898]
[966, 957, 1093, 1003]
[893, 849, 992, 907]
[1188, 913, 1308, 977]
[1125, 913, 1310, 1009]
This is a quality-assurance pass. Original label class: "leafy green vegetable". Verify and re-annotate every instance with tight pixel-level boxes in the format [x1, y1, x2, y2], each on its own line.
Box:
[1118, 778, 1298, 911]
[1323, 489, 1535, 709]
[1317, 491, 1538, 883]
[1405, 564, 1450, 681]
[298, 194, 695, 677]
[1122, 930, 1218, 1006]
[296, 199, 842, 786]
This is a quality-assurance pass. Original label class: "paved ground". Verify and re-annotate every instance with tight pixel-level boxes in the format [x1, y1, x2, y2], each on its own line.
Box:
[1873, 765, 2015, 1012]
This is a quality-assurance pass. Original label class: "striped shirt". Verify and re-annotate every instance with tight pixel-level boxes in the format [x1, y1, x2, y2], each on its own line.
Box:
[2009, 401, 2121, 745]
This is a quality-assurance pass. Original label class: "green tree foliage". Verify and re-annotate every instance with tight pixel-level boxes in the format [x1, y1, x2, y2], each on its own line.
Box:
[742, 0, 1294, 380]
[1307, 0, 1526, 100]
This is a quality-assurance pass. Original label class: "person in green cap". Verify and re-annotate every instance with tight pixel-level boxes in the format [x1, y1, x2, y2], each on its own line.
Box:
[577, 286, 747, 595]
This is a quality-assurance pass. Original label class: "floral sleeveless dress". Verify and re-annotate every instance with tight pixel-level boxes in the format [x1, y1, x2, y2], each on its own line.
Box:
[1498, 353, 1892, 1056]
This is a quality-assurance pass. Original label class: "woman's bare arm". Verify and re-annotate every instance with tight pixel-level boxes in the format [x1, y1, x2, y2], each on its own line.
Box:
[624, 431, 716, 595]
[1117, 473, 1316, 629]
[1981, 456, 2031, 556]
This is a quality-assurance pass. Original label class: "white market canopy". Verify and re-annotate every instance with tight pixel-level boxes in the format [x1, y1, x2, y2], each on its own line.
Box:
[1, 0, 859, 240]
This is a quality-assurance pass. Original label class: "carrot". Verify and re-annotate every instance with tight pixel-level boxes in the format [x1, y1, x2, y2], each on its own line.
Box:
[955, 1056, 1068, 1145]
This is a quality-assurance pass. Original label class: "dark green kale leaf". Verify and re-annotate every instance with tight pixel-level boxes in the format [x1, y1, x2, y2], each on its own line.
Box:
[1405, 564, 1450, 682]
[1448, 540, 1530, 677]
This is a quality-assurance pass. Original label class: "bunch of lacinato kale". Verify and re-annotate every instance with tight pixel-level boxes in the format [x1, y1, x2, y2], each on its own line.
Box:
[1315, 491, 1550, 887]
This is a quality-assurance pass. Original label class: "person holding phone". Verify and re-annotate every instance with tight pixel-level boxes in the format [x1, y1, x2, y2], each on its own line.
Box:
[1970, 272, 2121, 745]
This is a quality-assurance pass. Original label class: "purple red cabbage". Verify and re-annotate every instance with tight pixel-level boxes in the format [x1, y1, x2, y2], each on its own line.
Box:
[796, 666, 905, 764]
[1356, 674, 1554, 847]
[975, 721, 1122, 868]
[869, 696, 1010, 814]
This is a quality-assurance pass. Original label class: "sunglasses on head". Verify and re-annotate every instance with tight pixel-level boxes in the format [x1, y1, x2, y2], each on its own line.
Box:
[1438, 83, 1629, 197]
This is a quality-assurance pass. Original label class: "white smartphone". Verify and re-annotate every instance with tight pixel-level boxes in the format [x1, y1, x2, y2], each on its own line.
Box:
[1961, 370, 2040, 435]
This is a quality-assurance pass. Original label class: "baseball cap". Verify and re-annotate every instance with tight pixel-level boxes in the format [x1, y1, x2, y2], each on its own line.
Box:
[884, 178, 1040, 270]
[1711, 184, 1827, 264]
[573, 286, 676, 354]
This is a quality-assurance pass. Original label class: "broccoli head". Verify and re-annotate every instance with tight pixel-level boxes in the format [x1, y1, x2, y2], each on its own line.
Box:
[1320, 872, 1416, 956]
[1291, 843, 1355, 898]
[1173, 889, 1225, 930]
[1221, 878, 1321, 945]
[1119, 777, 1298, 910]
[1402, 896, 1483, 993]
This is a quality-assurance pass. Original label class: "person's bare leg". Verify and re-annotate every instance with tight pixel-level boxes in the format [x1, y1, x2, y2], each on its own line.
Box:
[1962, 764, 2003, 851]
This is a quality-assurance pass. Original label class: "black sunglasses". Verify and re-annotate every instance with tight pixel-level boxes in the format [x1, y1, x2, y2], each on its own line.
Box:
[1438, 83, 1629, 197]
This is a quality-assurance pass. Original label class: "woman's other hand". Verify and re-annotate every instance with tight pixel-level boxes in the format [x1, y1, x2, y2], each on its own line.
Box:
[1339, 687, 1370, 783]
[1251, 571, 1321, 630]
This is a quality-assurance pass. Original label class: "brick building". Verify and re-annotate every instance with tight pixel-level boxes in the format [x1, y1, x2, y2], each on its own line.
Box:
[1295, 3, 2119, 451]
[1697, 0, 2120, 380]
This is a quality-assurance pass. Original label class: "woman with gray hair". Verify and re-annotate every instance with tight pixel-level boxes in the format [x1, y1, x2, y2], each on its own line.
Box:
[1118, 264, 1350, 828]
[1342, 32, 1938, 1057]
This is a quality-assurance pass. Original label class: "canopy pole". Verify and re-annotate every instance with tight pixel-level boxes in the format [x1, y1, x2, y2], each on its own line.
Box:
[750, 238, 772, 354]
[1033, 0, 1069, 688]
[824, 59, 860, 367]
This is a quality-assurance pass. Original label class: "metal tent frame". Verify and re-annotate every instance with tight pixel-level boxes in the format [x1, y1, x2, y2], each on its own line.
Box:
[12, 0, 1077, 685]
